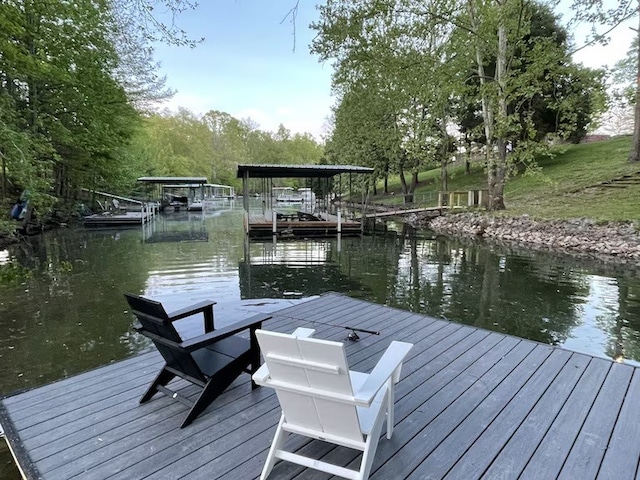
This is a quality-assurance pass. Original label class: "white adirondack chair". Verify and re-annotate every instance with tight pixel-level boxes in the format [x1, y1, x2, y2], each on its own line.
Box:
[252, 328, 413, 480]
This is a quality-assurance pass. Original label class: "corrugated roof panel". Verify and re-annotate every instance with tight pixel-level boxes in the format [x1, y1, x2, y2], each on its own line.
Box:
[236, 164, 374, 178]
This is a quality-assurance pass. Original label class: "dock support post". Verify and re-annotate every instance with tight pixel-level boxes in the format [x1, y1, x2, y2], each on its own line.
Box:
[337, 210, 342, 234]
[468, 190, 474, 207]
[272, 210, 277, 234]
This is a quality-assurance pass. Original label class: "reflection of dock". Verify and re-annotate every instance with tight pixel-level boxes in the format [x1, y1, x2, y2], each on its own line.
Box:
[239, 237, 364, 298]
[142, 212, 208, 243]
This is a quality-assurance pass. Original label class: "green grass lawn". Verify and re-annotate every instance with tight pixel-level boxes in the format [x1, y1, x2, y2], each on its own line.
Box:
[370, 136, 640, 222]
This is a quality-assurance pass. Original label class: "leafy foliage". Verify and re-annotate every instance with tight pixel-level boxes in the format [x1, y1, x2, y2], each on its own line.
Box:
[130, 109, 325, 191]
[313, 0, 608, 210]
[0, 0, 205, 225]
[0, 262, 32, 285]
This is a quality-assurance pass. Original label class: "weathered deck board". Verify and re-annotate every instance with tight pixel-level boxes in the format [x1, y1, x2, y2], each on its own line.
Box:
[2, 293, 640, 480]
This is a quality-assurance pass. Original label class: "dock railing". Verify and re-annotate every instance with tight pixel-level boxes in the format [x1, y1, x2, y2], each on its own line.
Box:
[81, 188, 159, 220]
[438, 189, 488, 208]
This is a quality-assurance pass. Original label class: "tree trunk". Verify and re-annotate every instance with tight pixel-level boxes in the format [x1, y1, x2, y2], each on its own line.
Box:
[1, 150, 6, 200]
[469, 0, 495, 209]
[441, 158, 448, 192]
[399, 168, 408, 198]
[629, 1, 640, 163]
[464, 133, 471, 175]
[406, 170, 418, 204]
[439, 117, 449, 191]
[469, 0, 508, 210]
[489, 22, 508, 210]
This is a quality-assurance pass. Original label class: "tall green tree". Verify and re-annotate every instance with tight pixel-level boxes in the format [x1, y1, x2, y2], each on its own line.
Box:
[0, 0, 203, 225]
[567, 0, 638, 160]
[313, 0, 606, 210]
[0, 0, 140, 208]
[313, 0, 457, 202]
[130, 109, 324, 192]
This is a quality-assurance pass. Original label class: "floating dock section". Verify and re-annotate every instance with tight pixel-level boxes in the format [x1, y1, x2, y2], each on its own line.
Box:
[81, 190, 158, 227]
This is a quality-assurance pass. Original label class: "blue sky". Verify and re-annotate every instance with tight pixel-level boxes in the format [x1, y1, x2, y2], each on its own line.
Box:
[153, 1, 333, 138]
[152, 1, 635, 139]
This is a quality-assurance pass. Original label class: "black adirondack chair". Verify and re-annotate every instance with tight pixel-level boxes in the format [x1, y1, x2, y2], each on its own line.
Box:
[124, 293, 270, 428]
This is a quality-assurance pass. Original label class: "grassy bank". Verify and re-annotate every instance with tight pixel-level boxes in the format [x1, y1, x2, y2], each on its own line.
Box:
[372, 136, 640, 222]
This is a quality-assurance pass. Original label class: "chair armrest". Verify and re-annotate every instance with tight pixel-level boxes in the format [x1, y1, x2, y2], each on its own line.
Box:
[168, 300, 216, 333]
[292, 328, 315, 338]
[167, 300, 216, 321]
[353, 341, 413, 406]
[253, 363, 270, 384]
[252, 328, 312, 385]
[181, 313, 271, 351]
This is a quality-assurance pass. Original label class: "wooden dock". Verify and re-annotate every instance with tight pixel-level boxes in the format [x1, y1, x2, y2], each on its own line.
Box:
[247, 212, 362, 238]
[83, 211, 155, 228]
[363, 206, 446, 219]
[2, 293, 639, 479]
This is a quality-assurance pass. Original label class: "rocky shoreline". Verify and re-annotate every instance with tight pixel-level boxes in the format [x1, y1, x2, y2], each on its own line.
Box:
[411, 212, 640, 264]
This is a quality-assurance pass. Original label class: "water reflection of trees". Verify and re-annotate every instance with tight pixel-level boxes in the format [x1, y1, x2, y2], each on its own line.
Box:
[597, 280, 640, 364]
[385, 234, 586, 346]
[0, 210, 248, 394]
[342, 230, 640, 362]
[0, 229, 152, 394]
[4, 215, 640, 395]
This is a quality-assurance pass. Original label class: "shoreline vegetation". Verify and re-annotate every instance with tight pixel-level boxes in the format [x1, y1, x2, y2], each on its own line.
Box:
[3, 138, 639, 263]
[412, 212, 640, 265]
[372, 136, 640, 266]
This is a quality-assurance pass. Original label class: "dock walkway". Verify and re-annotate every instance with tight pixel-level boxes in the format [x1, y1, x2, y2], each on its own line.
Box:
[247, 213, 361, 238]
[363, 206, 446, 219]
[1, 293, 639, 479]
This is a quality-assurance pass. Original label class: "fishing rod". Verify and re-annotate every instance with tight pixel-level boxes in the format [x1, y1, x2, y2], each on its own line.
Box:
[241, 306, 381, 342]
[307, 319, 380, 342]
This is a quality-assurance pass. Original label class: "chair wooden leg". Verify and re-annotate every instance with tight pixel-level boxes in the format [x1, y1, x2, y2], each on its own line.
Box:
[261, 414, 287, 480]
[250, 325, 262, 390]
[360, 408, 387, 480]
[386, 381, 394, 439]
[358, 389, 390, 480]
[140, 367, 175, 404]
[181, 381, 225, 428]
[180, 358, 249, 428]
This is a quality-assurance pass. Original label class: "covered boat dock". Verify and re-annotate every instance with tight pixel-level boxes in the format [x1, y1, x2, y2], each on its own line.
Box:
[237, 164, 373, 238]
[137, 177, 208, 211]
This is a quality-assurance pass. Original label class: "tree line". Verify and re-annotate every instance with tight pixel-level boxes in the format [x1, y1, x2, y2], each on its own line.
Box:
[313, 0, 635, 208]
[1, 0, 637, 234]
[130, 109, 323, 193]
[0, 1, 323, 234]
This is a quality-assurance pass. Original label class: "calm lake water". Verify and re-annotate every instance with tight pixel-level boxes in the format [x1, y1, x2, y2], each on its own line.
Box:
[1, 200, 640, 476]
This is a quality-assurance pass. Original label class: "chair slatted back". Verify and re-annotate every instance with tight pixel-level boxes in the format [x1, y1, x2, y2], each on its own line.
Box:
[124, 293, 205, 382]
[256, 330, 363, 443]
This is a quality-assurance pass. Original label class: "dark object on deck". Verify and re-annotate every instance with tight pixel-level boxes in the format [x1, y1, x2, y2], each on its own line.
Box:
[124, 293, 269, 428]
